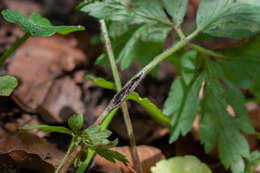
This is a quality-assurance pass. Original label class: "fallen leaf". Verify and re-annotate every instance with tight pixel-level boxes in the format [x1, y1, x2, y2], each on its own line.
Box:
[0, 131, 64, 172]
[94, 145, 165, 173]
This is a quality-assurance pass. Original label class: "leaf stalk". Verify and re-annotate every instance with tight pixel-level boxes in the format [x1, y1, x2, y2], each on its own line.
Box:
[0, 33, 30, 67]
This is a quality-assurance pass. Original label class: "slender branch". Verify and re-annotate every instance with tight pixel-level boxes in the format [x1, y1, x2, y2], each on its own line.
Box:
[80, 27, 201, 173]
[60, 145, 82, 173]
[0, 33, 30, 67]
[55, 140, 76, 173]
[94, 28, 199, 126]
[189, 43, 227, 59]
[173, 24, 185, 40]
[99, 19, 142, 173]
[76, 108, 119, 173]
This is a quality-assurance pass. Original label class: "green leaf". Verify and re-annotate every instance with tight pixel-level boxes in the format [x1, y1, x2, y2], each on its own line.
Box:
[81, 0, 170, 25]
[161, 0, 189, 26]
[169, 73, 204, 143]
[196, 0, 260, 38]
[119, 25, 170, 70]
[128, 92, 170, 126]
[86, 75, 116, 90]
[20, 125, 73, 136]
[223, 79, 255, 134]
[80, 0, 129, 22]
[199, 60, 252, 173]
[151, 155, 212, 173]
[163, 51, 198, 117]
[81, 1, 170, 71]
[87, 75, 170, 125]
[1, 10, 85, 37]
[180, 50, 198, 84]
[245, 151, 260, 173]
[95, 148, 128, 163]
[163, 79, 185, 117]
[82, 125, 112, 146]
[0, 75, 18, 96]
[219, 35, 260, 99]
[133, 0, 169, 24]
[68, 114, 84, 134]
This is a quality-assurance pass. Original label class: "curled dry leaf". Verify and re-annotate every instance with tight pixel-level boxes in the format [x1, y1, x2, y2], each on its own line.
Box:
[0, 131, 64, 173]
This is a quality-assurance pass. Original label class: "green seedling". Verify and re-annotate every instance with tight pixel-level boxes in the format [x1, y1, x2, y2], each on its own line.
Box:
[0, 10, 85, 96]
[0, 75, 17, 96]
[2, 0, 260, 172]
[86, 75, 170, 126]
[151, 155, 212, 173]
[78, 0, 260, 173]
[0, 10, 85, 67]
[20, 114, 128, 173]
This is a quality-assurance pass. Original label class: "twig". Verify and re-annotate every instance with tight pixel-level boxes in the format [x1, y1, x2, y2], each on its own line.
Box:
[99, 19, 142, 173]
[60, 145, 82, 173]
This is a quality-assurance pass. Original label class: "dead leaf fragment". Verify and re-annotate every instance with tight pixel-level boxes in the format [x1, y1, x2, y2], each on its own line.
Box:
[94, 145, 165, 173]
[8, 35, 87, 119]
[0, 131, 64, 173]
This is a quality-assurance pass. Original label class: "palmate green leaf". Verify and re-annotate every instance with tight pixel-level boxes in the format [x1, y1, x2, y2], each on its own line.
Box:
[82, 125, 112, 145]
[68, 114, 84, 134]
[219, 34, 260, 99]
[20, 125, 73, 136]
[95, 148, 128, 163]
[80, 0, 170, 25]
[163, 79, 185, 117]
[87, 75, 169, 125]
[81, 0, 171, 71]
[200, 86, 250, 173]
[119, 24, 170, 70]
[196, 0, 260, 38]
[163, 51, 198, 117]
[95, 24, 140, 66]
[132, 0, 169, 25]
[223, 79, 255, 133]
[1, 10, 84, 37]
[151, 155, 212, 173]
[161, 0, 189, 26]
[163, 51, 203, 143]
[244, 151, 260, 173]
[80, 0, 129, 21]
[0, 75, 18, 96]
[199, 60, 253, 173]
[169, 73, 204, 143]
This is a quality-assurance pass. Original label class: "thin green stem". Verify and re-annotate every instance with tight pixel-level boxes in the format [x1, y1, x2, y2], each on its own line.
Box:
[189, 43, 227, 59]
[250, 158, 260, 173]
[99, 20, 122, 89]
[94, 29, 200, 125]
[173, 24, 185, 40]
[55, 140, 76, 173]
[76, 108, 118, 173]
[99, 19, 142, 173]
[0, 33, 30, 67]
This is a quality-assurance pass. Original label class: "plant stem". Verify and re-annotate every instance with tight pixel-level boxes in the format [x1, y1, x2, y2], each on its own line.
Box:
[0, 33, 30, 67]
[99, 19, 142, 173]
[173, 24, 185, 40]
[189, 43, 227, 59]
[94, 29, 200, 125]
[76, 108, 119, 173]
[55, 140, 75, 173]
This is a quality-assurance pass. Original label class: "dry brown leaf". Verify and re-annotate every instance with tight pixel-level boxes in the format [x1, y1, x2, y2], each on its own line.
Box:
[93, 145, 165, 173]
[0, 131, 64, 173]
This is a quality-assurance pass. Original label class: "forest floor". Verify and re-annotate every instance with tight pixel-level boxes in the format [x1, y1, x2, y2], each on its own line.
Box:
[0, 0, 260, 173]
